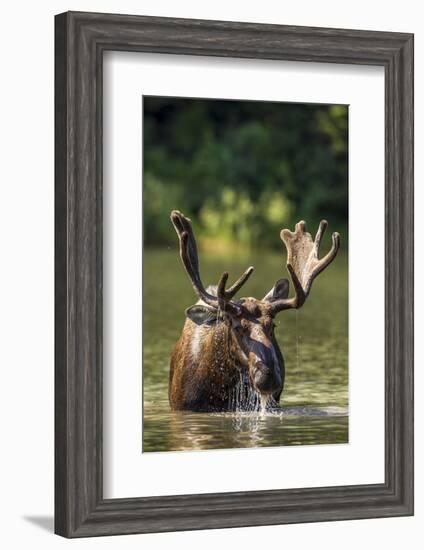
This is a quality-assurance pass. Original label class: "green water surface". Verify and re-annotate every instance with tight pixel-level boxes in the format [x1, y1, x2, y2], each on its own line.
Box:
[143, 248, 348, 452]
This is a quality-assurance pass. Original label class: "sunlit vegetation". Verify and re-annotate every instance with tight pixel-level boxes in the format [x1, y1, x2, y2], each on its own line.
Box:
[143, 97, 348, 251]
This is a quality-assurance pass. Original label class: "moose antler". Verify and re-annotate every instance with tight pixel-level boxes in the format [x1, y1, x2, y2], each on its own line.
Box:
[268, 220, 340, 314]
[171, 210, 254, 315]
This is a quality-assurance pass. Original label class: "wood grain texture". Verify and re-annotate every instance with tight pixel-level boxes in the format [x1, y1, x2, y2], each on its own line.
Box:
[54, 11, 414, 538]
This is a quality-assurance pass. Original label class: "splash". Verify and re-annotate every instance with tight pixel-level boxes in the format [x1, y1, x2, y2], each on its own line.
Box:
[259, 394, 270, 414]
[228, 369, 261, 412]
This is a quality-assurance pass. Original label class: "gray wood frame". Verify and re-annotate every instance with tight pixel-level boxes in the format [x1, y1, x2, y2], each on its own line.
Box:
[55, 11, 414, 538]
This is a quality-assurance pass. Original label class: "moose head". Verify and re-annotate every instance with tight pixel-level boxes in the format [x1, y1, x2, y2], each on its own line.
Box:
[169, 210, 340, 412]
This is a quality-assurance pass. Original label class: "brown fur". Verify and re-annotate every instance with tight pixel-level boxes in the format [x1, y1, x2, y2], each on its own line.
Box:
[168, 211, 339, 412]
[169, 299, 285, 412]
[169, 319, 239, 411]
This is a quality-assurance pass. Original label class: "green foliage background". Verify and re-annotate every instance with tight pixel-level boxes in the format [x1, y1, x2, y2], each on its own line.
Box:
[143, 96, 348, 251]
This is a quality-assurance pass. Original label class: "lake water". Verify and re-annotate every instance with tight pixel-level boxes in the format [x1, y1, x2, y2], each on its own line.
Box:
[143, 247, 348, 452]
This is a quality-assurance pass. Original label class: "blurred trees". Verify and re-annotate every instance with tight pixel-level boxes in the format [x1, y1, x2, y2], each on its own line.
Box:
[143, 96, 348, 250]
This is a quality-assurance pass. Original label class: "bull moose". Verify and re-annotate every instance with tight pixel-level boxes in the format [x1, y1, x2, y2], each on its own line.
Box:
[169, 210, 340, 412]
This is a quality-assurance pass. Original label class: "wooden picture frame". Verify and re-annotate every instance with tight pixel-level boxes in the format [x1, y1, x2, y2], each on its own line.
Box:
[55, 11, 414, 538]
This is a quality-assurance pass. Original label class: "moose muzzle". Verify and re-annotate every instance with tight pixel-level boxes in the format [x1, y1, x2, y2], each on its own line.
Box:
[249, 337, 282, 394]
[253, 361, 279, 393]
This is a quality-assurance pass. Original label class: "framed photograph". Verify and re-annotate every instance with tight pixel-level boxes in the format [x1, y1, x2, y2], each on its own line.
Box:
[55, 11, 414, 537]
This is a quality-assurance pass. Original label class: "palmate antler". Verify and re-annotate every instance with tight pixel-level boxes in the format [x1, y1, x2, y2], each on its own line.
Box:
[268, 220, 340, 315]
[170, 210, 254, 315]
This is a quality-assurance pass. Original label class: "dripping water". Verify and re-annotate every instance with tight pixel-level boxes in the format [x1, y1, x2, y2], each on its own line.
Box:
[212, 298, 277, 420]
[228, 368, 261, 412]
[260, 394, 270, 415]
[296, 309, 302, 372]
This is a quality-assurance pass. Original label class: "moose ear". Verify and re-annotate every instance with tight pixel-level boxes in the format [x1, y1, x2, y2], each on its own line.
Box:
[185, 305, 218, 325]
[263, 278, 290, 302]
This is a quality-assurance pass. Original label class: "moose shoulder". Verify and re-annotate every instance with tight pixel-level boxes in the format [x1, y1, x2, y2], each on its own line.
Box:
[169, 211, 340, 412]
